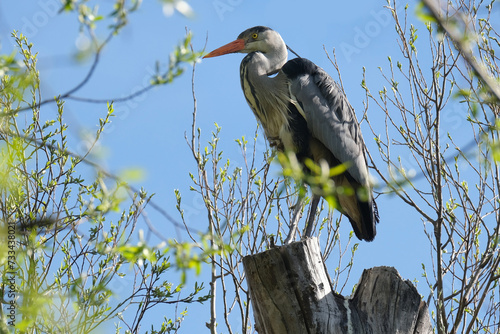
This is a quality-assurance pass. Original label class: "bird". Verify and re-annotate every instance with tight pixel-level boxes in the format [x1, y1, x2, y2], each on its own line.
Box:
[203, 26, 379, 242]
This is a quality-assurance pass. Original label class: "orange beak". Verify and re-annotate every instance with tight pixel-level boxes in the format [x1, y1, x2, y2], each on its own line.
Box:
[203, 39, 246, 58]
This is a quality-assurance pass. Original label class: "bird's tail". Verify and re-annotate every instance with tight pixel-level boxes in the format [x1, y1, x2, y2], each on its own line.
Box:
[336, 177, 379, 241]
[352, 196, 378, 241]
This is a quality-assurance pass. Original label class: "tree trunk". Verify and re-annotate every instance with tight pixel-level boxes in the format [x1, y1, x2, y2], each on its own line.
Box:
[242, 237, 432, 334]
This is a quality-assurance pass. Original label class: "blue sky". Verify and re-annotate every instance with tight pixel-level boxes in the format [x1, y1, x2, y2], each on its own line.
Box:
[0, 0, 452, 332]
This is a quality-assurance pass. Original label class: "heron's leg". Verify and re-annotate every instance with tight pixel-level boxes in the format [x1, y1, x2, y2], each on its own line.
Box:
[284, 195, 305, 244]
[304, 194, 321, 238]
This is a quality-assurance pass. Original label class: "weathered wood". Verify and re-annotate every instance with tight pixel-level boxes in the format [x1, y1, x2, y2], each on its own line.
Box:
[242, 237, 432, 334]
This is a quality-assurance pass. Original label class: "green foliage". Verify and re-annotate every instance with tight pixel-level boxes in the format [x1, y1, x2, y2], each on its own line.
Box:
[179, 112, 362, 332]
[61, 0, 141, 34]
[153, 31, 204, 86]
[277, 151, 351, 210]
[0, 26, 208, 334]
[364, 1, 500, 333]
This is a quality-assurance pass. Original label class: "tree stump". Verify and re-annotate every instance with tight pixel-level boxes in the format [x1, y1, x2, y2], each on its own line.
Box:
[242, 237, 432, 334]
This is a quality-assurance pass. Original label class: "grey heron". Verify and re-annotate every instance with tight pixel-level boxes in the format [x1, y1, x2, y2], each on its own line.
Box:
[204, 26, 379, 243]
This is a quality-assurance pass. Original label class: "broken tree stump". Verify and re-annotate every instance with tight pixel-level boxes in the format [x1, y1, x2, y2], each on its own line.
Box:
[242, 237, 432, 334]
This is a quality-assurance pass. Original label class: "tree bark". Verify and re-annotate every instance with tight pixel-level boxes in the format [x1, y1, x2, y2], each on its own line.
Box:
[242, 237, 432, 334]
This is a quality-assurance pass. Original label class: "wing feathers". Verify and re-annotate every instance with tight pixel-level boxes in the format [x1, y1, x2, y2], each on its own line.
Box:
[283, 58, 369, 187]
[282, 58, 378, 241]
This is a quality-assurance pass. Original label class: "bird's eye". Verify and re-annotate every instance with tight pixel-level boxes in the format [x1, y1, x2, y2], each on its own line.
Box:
[252, 33, 258, 39]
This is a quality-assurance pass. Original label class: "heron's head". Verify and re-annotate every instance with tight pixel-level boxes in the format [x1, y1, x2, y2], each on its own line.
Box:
[203, 26, 286, 59]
